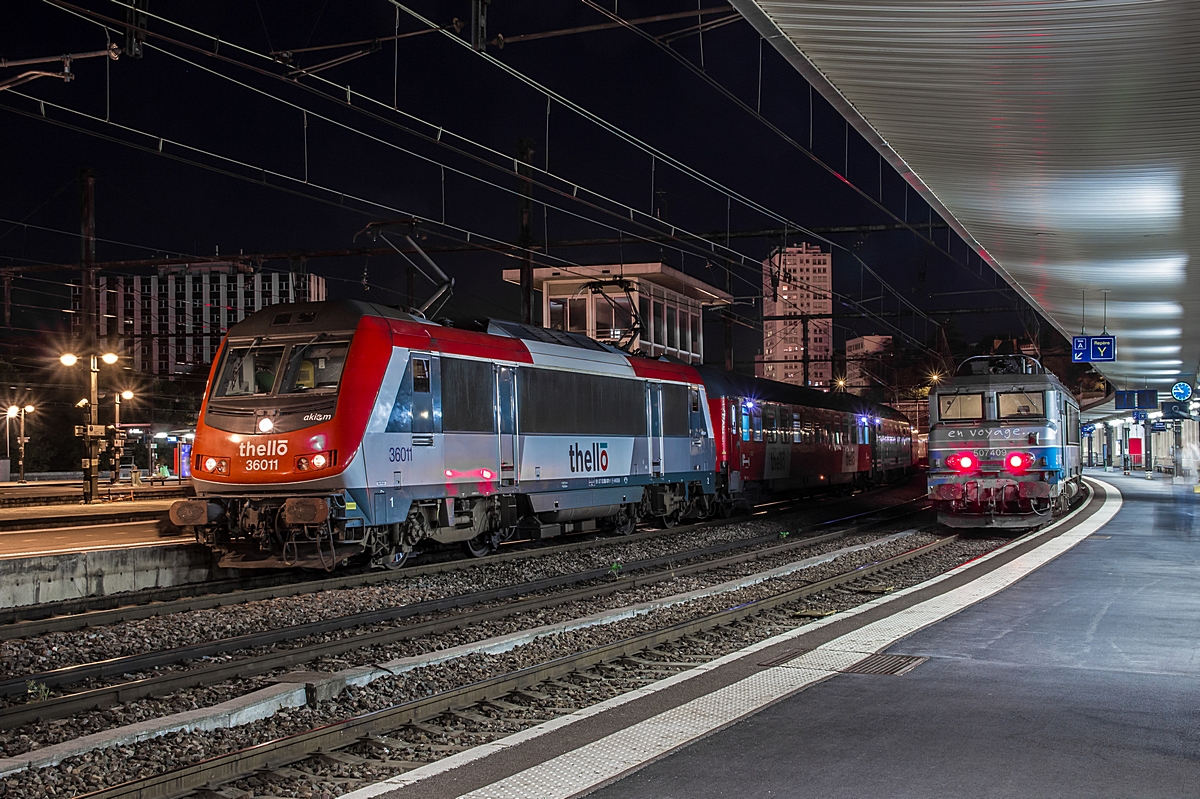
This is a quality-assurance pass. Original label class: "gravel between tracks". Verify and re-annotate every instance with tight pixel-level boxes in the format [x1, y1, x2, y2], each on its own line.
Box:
[0, 533, 1001, 799]
[0, 483, 920, 683]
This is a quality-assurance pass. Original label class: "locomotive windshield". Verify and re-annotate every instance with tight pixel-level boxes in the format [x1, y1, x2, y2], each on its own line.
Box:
[938, 393, 982, 421]
[279, 342, 349, 393]
[998, 391, 1045, 418]
[211, 340, 349, 399]
[214, 345, 285, 397]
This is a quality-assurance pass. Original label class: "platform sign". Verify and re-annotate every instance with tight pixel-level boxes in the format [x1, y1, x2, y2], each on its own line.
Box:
[1072, 336, 1089, 362]
[1090, 336, 1115, 362]
[1072, 335, 1116, 362]
[1132, 410, 1148, 423]
[1081, 424, 1096, 435]
[1152, 421, 1168, 432]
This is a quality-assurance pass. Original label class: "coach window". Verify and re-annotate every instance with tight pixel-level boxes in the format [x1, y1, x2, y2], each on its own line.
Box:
[998, 391, 1045, 419]
[938, 393, 983, 421]
[653, 300, 665, 345]
[548, 299, 565, 331]
[666, 306, 678, 349]
[741, 406, 751, 441]
[752, 410, 763, 442]
[793, 413, 801, 443]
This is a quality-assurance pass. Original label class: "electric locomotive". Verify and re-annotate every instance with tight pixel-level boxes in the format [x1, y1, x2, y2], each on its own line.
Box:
[170, 299, 914, 570]
[928, 355, 1082, 528]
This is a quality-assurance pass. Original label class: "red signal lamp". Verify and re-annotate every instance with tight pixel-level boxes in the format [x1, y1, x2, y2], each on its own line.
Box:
[1005, 452, 1035, 473]
[946, 453, 977, 473]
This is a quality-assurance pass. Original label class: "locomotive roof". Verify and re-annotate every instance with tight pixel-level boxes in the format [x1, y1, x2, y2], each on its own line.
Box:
[693, 365, 910, 423]
[227, 299, 416, 338]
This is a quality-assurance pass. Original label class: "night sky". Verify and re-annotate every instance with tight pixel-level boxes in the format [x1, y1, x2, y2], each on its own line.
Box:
[1, 0, 1029, 373]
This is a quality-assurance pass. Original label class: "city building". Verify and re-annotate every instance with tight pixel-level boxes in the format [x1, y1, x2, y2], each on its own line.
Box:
[72, 263, 326, 376]
[845, 335, 892, 394]
[500, 262, 731, 364]
[756, 243, 832, 387]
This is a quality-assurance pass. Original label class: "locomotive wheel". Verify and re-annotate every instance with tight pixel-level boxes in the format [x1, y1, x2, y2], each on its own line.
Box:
[464, 534, 494, 558]
[381, 548, 409, 570]
[613, 506, 636, 536]
[657, 512, 679, 529]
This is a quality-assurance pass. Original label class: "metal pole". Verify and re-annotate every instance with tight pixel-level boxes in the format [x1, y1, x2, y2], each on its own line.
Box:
[17, 408, 26, 484]
[87, 354, 99, 502]
[517, 138, 535, 325]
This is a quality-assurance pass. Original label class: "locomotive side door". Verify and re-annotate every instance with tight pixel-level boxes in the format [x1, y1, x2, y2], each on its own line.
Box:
[648, 382, 664, 477]
[688, 386, 706, 460]
[497, 365, 518, 486]
[411, 353, 435, 446]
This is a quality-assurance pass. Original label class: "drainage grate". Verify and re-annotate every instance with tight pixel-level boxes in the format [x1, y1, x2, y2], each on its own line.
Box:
[841, 653, 927, 675]
[758, 648, 810, 667]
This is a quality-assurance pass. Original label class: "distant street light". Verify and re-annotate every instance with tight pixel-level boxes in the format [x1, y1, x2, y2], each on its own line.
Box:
[59, 351, 121, 502]
[8, 404, 34, 484]
[929, 371, 943, 385]
[111, 389, 134, 484]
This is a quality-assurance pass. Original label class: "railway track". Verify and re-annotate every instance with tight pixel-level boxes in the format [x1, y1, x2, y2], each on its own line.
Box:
[0, 500, 930, 729]
[70, 533, 959, 799]
[0, 486, 923, 637]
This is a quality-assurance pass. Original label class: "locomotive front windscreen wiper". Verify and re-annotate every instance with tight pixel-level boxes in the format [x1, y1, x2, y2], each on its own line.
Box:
[998, 391, 1045, 418]
[938, 393, 982, 421]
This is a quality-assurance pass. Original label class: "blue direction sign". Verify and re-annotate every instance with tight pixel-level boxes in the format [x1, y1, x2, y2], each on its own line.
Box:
[1089, 336, 1115, 362]
[1151, 421, 1168, 433]
[1072, 335, 1116, 363]
[1132, 410, 1148, 423]
[1072, 336, 1088, 362]
[1171, 381, 1192, 402]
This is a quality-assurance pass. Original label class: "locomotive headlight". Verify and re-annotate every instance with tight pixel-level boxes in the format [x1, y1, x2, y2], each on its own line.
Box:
[204, 457, 218, 472]
[197, 455, 230, 475]
[296, 456, 310, 471]
[946, 453, 977, 472]
[294, 451, 335, 472]
[311, 453, 327, 469]
[1005, 452, 1036, 473]
[258, 417, 275, 433]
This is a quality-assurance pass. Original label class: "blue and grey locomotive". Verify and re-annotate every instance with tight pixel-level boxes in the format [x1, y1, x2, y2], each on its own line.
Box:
[928, 355, 1082, 528]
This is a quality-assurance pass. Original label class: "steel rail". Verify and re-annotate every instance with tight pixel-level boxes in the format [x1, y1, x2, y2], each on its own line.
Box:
[0, 490, 922, 637]
[0, 505, 929, 728]
[73, 535, 956, 799]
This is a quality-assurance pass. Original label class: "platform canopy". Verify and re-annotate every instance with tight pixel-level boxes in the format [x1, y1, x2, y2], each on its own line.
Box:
[732, 0, 1200, 394]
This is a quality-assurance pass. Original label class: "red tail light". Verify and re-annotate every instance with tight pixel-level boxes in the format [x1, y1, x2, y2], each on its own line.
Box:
[1006, 452, 1035, 473]
[946, 453, 977, 472]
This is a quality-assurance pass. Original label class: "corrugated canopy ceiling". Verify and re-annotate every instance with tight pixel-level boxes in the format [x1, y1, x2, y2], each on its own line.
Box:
[732, 0, 1200, 394]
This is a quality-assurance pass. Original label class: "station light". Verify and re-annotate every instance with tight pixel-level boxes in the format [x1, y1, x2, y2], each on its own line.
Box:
[101, 352, 119, 365]
[59, 353, 78, 366]
[23, 405, 33, 414]
[5, 406, 16, 419]
[121, 390, 134, 400]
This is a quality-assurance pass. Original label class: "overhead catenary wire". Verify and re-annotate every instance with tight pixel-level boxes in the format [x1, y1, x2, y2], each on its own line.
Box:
[47, 0, 945, 351]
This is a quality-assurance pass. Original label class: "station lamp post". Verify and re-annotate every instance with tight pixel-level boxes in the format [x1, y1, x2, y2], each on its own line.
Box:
[111, 389, 134, 484]
[60, 351, 119, 502]
[7, 404, 34, 484]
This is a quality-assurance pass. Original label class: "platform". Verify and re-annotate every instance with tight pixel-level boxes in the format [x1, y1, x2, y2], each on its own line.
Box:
[341, 471, 1200, 798]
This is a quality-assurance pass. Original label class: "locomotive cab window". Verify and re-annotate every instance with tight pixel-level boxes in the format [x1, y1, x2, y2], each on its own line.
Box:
[279, 342, 349, 394]
[214, 345, 285, 397]
[998, 391, 1045, 418]
[412, 358, 431, 393]
[938, 393, 983, 421]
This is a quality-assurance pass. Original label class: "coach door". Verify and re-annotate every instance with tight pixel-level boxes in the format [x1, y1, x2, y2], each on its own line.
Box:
[648, 382, 664, 477]
[497, 366, 518, 485]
